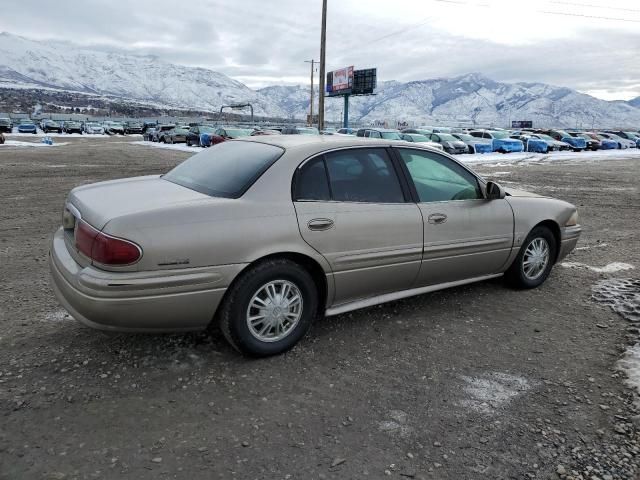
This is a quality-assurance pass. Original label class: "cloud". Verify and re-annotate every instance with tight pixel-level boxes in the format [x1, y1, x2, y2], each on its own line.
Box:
[1, 0, 639, 99]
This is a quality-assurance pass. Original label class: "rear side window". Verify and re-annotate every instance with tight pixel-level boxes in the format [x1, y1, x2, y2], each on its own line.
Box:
[163, 141, 284, 198]
[294, 157, 331, 201]
[325, 149, 405, 203]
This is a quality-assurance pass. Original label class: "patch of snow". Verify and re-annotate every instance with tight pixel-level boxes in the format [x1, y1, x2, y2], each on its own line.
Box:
[459, 372, 532, 414]
[618, 345, 640, 405]
[44, 310, 72, 322]
[592, 279, 640, 404]
[462, 149, 640, 166]
[1, 140, 68, 148]
[575, 243, 609, 251]
[377, 409, 413, 438]
[561, 262, 634, 273]
[130, 141, 202, 153]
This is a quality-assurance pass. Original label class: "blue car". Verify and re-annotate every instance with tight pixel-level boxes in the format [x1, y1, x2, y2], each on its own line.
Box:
[17, 120, 37, 134]
[510, 133, 548, 153]
[587, 133, 618, 150]
[546, 130, 586, 151]
[451, 133, 493, 154]
[469, 130, 524, 153]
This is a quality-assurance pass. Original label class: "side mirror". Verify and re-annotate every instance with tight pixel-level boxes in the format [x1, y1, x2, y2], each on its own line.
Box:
[486, 181, 506, 200]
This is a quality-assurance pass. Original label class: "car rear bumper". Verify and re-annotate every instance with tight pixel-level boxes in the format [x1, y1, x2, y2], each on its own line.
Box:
[49, 228, 243, 332]
[557, 225, 581, 262]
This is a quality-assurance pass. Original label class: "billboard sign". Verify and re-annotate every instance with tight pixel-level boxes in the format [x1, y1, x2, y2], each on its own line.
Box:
[326, 66, 354, 96]
[352, 68, 377, 95]
[512, 120, 533, 128]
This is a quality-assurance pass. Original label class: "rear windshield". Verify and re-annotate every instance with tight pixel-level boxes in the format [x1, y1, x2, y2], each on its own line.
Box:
[163, 141, 284, 198]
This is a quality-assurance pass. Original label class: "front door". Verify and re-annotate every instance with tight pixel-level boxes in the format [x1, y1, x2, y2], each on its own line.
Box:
[394, 147, 514, 286]
[293, 147, 423, 305]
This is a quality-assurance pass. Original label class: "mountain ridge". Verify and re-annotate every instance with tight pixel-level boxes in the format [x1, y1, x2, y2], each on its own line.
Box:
[1, 32, 640, 127]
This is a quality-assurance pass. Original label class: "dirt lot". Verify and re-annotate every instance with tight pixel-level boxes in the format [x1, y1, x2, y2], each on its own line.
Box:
[1, 136, 639, 480]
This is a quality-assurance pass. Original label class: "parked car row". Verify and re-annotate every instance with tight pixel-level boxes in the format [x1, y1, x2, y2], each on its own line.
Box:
[335, 126, 640, 154]
[0, 118, 149, 136]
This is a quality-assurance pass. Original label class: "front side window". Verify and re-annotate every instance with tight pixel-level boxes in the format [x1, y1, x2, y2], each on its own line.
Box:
[397, 148, 482, 202]
[324, 149, 405, 203]
[163, 141, 284, 198]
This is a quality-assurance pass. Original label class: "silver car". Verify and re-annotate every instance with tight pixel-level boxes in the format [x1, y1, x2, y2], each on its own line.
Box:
[50, 136, 581, 356]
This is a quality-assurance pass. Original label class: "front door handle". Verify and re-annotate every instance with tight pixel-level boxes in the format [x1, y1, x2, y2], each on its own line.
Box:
[307, 218, 334, 231]
[428, 213, 448, 225]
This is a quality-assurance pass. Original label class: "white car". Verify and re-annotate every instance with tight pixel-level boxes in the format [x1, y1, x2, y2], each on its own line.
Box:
[598, 132, 635, 149]
[400, 133, 444, 151]
[83, 122, 105, 135]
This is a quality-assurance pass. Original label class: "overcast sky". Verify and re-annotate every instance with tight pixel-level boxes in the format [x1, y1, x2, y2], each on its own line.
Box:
[1, 0, 639, 100]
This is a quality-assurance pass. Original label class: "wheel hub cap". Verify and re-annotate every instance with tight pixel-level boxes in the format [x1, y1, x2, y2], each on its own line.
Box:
[522, 237, 550, 280]
[246, 280, 303, 343]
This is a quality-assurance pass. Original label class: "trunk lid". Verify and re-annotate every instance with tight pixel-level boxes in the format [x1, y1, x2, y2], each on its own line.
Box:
[68, 175, 210, 229]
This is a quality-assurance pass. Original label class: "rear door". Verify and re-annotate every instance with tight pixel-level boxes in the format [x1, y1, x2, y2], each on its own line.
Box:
[293, 147, 423, 305]
[394, 147, 514, 286]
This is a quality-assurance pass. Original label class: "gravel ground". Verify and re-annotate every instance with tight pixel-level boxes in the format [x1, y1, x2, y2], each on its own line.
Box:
[1, 136, 639, 480]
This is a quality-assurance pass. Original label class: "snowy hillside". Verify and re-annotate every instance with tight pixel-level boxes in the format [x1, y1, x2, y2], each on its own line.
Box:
[1, 32, 639, 127]
[629, 97, 640, 109]
[260, 74, 640, 128]
[0, 32, 286, 117]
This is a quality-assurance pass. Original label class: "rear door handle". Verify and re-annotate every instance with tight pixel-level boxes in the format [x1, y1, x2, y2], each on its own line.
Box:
[428, 213, 448, 225]
[307, 218, 334, 231]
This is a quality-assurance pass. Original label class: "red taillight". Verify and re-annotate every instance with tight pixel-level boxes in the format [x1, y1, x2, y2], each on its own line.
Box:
[75, 220, 141, 266]
[75, 220, 99, 258]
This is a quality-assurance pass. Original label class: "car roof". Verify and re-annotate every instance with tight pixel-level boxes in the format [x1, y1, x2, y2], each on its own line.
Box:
[359, 128, 399, 132]
[233, 134, 445, 157]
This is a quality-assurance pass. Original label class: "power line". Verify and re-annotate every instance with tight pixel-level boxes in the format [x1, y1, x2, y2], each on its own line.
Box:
[540, 9, 640, 22]
[367, 0, 640, 44]
[550, 1, 640, 13]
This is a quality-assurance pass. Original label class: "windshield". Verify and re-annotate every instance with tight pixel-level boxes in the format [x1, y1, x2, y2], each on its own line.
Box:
[163, 141, 284, 198]
[226, 128, 254, 137]
[199, 126, 214, 133]
[297, 127, 319, 135]
[437, 133, 457, 141]
[555, 130, 571, 138]
[536, 134, 554, 141]
[407, 134, 430, 142]
[624, 132, 639, 138]
[453, 133, 474, 141]
[490, 131, 510, 139]
[381, 131, 402, 140]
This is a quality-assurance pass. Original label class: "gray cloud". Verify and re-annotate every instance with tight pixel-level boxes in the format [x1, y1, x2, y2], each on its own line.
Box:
[0, 0, 638, 99]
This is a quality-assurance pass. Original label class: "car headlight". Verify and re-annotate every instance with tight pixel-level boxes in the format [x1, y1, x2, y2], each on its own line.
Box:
[566, 210, 579, 226]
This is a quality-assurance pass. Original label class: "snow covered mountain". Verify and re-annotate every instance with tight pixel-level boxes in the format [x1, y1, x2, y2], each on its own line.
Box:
[0, 32, 286, 117]
[1, 32, 639, 127]
[260, 74, 640, 128]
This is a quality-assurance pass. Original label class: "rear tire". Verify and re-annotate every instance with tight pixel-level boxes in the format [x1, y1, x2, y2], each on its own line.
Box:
[217, 259, 318, 357]
[504, 226, 557, 289]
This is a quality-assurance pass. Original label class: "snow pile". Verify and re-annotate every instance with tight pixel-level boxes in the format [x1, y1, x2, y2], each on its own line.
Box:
[562, 262, 635, 273]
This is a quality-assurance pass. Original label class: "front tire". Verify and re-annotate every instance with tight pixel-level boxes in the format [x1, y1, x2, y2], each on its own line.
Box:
[504, 226, 557, 289]
[218, 259, 318, 357]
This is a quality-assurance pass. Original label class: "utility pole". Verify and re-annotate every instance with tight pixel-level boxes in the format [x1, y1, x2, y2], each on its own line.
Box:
[304, 60, 317, 127]
[317, 0, 327, 131]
